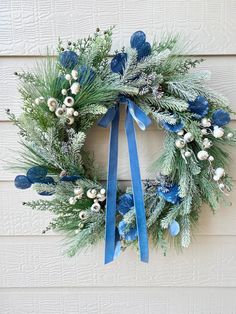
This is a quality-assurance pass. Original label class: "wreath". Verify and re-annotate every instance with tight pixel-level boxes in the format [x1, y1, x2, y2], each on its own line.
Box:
[9, 27, 235, 263]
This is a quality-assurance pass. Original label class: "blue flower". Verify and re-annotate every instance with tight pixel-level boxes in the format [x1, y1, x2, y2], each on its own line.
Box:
[168, 220, 180, 237]
[26, 166, 48, 183]
[130, 31, 146, 49]
[60, 175, 81, 182]
[110, 52, 127, 75]
[14, 175, 32, 189]
[137, 42, 151, 61]
[212, 109, 230, 127]
[161, 120, 184, 133]
[117, 193, 134, 215]
[77, 65, 95, 85]
[59, 50, 78, 69]
[37, 176, 55, 196]
[188, 96, 209, 118]
[118, 220, 138, 241]
[157, 184, 181, 204]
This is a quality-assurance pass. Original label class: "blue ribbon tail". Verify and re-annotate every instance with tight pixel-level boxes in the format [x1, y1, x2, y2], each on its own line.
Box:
[125, 104, 149, 263]
[98, 99, 151, 264]
[98, 105, 120, 264]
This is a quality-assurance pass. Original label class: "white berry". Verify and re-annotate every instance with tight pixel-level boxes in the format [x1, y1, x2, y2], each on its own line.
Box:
[64, 96, 75, 107]
[175, 139, 185, 148]
[197, 150, 209, 160]
[61, 89, 67, 95]
[71, 82, 80, 95]
[65, 74, 72, 81]
[177, 130, 184, 136]
[201, 118, 211, 128]
[71, 69, 78, 79]
[184, 132, 194, 143]
[213, 126, 224, 138]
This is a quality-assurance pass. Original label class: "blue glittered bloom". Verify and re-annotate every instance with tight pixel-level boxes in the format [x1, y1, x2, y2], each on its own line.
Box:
[60, 175, 81, 182]
[168, 220, 180, 237]
[110, 52, 127, 75]
[14, 175, 32, 189]
[137, 42, 151, 61]
[77, 65, 95, 85]
[212, 109, 230, 127]
[188, 96, 209, 118]
[118, 220, 138, 241]
[27, 166, 48, 183]
[161, 120, 184, 133]
[37, 176, 55, 196]
[157, 184, 181, 204]
[117, 193, 134, 215]
[130, 30, 151, 61]
[130, 31, 146, 49]
[59, 50, 78, 69]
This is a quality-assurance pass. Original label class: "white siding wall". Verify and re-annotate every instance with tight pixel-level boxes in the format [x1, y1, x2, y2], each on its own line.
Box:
[0, 1, 236, 313]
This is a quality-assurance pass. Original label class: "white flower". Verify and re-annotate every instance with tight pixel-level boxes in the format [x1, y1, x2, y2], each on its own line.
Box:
[47, 97, 58, 107]
[55, 107, 64, 117]
[64, 96, 74, 107]
[70, 82, 80, 95]
[197, 150, 209, 160]
[71, 70, 78, 80]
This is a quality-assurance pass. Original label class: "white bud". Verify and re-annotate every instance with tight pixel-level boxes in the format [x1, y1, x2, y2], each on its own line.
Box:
[71, 69, 78, 79]
[87, 189, 97, 199]
[70, 82, 80, 95]
[35, 98, 40, 105]
[184, 151, 192, 157]
[64, 96, 74, 107]
[175, 139, 185, 148]
[213, 175, 220, 181]
[213, 126, 224, 138]
[100, 188, 106, 195]
[74, 187, 83, 196]
[215, 167, 225, 178]
[201, 118, 211, 128]
[66, 108, 75, 116]
[73, 111, 79, 117]
[61, 89, 67, 95]
[227, 132, 233, 139]
[97, 193, 106, 202]
[69, 197, 77, 205]
[79, 210, 88, 220]
[197, 150, 209, 160]
[208, 156, 214, 162]
[91, 202, 101, 212]
[219, 183, 225, 189]
[184, 132, 194, 143]
[55, 107, 64, 117]
[67, 116, 75, 125]
[177, 130, 184, 136]
[65, 74, 72, 81]
[203, 138, 212, 149]
[201, 129, 208, 135]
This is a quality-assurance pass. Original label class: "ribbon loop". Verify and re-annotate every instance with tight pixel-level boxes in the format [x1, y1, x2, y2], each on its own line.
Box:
[98, 97, 151, 264]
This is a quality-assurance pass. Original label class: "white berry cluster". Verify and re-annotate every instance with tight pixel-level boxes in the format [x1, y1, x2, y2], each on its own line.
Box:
[41, 70, 81, 125]
[68, 186, 106, 224]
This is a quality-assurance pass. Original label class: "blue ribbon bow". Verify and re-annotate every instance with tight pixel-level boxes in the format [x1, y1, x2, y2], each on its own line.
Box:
[98, 96, 151, 264]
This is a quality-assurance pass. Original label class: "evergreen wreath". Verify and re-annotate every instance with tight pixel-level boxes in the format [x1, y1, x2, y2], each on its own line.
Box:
[9, 27, 235, 263]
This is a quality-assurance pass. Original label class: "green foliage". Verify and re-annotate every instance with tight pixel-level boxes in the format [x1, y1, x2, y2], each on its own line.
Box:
[11, 27, 235, 258]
